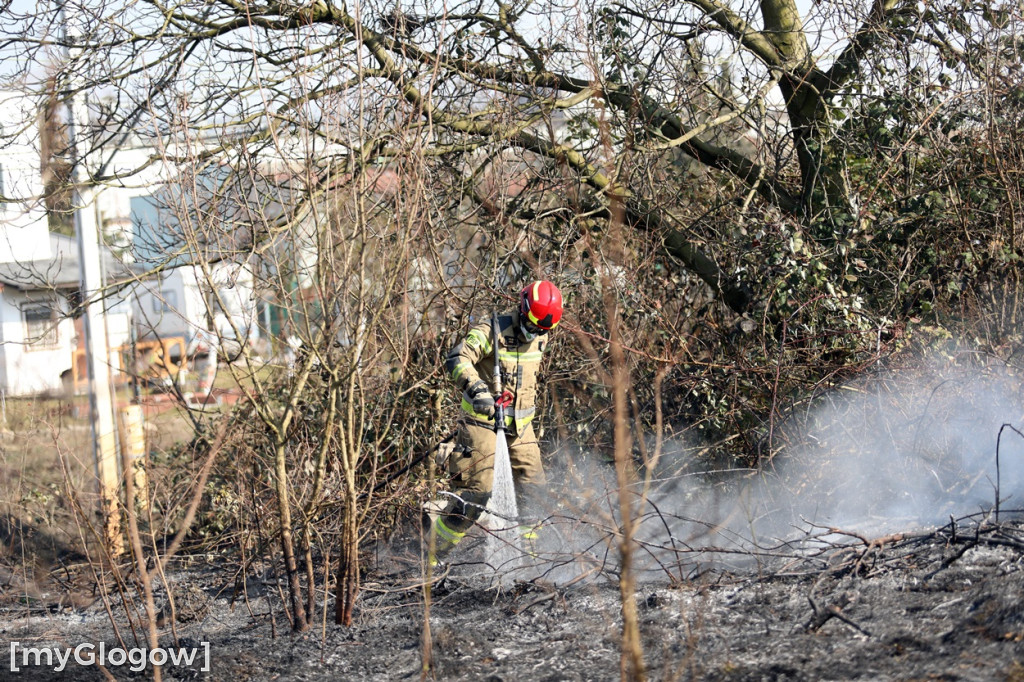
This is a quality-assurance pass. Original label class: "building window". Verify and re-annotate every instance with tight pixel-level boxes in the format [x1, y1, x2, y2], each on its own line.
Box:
[23, 303, 59, 349]
[152, 288, 178, 313]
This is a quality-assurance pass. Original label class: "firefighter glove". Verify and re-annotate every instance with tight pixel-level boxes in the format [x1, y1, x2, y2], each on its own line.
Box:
[467, 379, 495, 418]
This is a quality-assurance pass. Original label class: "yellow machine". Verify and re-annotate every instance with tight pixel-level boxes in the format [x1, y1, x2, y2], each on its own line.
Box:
[70, 336, 186, 393]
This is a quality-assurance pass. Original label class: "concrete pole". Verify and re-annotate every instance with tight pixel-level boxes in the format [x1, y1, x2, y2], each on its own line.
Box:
[66, 27, 123, 556]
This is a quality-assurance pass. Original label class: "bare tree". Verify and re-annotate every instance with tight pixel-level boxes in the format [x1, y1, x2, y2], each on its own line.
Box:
[1, 0, 1021, 654]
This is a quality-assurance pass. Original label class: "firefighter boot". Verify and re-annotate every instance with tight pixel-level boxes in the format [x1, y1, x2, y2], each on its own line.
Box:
[518, 522, 542, 559]
[515, 482, 548, 560]
[427, 516, 466, 568]
[423, 491, 489, 567]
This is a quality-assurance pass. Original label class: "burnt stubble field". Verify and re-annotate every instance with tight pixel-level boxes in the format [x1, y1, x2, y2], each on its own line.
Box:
[3, 367, 1024, 681]
[3, 514, 1024, 681]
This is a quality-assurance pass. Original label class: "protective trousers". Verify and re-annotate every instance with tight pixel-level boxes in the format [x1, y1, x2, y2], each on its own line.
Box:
[439, 419, 545, 534]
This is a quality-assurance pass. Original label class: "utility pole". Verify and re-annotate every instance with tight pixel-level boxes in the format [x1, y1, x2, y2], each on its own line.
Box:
[65, 19, 123, 556]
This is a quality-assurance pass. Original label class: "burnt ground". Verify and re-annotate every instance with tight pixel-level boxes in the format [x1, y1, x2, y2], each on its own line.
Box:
[2, 514, 1024, 681]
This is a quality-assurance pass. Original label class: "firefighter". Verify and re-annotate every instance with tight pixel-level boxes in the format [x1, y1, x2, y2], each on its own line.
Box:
[428, 279, 563, 564]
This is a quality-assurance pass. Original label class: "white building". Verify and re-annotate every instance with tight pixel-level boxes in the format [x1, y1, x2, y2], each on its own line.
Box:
[0, 234, 132, 396]
[0, 91, 132, 396]
[0, 91, 75, 395]
[131, 260, 258, 348]
[0, 92, 52, 264]
[108, 145, 261, 351]
[0, 90, 266, 395]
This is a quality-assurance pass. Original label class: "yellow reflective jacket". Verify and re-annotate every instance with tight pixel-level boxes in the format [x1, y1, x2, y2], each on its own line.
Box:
[444, 311, 547, 435]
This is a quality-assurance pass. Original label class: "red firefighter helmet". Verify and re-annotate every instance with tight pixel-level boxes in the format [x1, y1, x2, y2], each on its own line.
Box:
[520, 280, 563, 331]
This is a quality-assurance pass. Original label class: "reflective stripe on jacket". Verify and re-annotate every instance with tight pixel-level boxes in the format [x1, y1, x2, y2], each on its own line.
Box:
[444, 310, 546, 435]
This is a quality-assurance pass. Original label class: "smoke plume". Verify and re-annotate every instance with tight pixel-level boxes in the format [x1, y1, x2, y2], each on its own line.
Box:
[531, 355, 1024, 582]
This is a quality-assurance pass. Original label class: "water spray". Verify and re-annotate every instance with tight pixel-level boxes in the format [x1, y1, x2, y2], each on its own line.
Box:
[486, 310, 521, 578]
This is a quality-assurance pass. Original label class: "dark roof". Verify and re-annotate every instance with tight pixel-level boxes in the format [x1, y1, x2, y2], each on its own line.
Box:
[0, 233, 139, 291]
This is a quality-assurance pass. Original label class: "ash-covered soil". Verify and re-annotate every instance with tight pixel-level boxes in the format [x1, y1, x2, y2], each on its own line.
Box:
[3, 516, 1024, 681]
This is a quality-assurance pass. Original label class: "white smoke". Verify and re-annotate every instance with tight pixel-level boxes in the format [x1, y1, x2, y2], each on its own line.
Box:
[744, 360, 1024, 535]
[528, 354, 1024, 582]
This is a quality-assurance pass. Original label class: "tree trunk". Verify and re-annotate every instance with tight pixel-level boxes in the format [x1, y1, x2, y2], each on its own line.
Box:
[761, 0, 852, 232]
[304, 528, 316, 618]
[274, 442, 309, 632]
[605, 193, 647, 682]
[335, 494, 359, 626]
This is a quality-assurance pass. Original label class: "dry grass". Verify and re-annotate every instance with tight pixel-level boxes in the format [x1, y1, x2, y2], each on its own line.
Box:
[0, 389, 199, 609]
